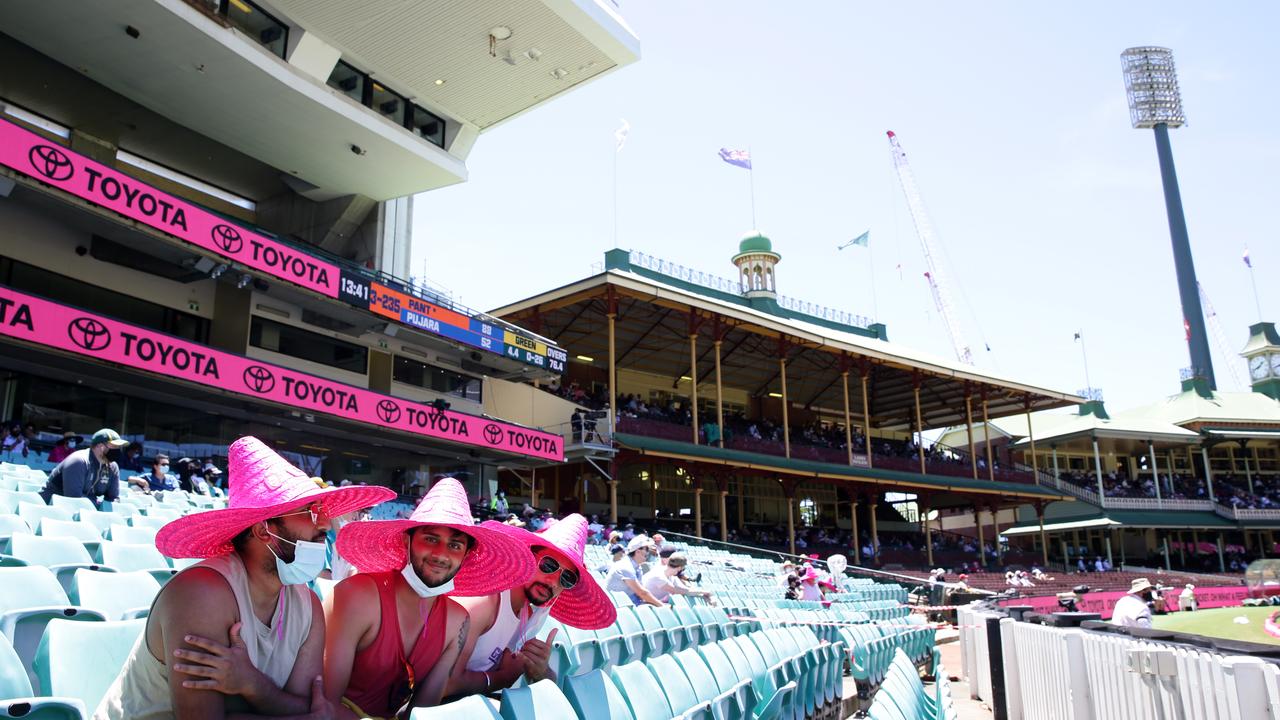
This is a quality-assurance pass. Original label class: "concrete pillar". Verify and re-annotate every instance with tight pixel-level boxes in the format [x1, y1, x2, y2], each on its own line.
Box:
[851, 499, 861, 564]
[719, 489, 728, 543]
[608, 479, 618, 525]
[786, 496, 796, 556]
[975, 505, 985, 568]
[869, 500, 879, 561]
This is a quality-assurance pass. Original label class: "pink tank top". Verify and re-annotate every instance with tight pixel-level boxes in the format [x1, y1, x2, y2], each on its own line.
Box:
[343, 573, 452, 717]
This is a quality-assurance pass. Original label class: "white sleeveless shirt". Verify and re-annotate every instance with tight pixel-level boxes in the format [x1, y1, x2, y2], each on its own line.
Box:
[465, 589, 550, 672]
[92, 553, 314, 720]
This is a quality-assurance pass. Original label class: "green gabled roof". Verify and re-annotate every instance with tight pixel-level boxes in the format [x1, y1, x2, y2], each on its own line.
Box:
[614, 432, 1070, 501]
[1006, 506, 1240, 534]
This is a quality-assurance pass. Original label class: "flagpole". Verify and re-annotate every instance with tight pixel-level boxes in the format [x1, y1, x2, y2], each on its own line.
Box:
[1077, 330, 1093, 396]
[748, 145, 757, 229]
[868, 241, 880, 322]
[612, 137, 618, 248]
[1247, 260, 1263, 322]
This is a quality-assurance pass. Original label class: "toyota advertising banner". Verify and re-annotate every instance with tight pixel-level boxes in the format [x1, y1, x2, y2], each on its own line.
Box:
[0, 118, 342, 298]
[0, 285, 563, 462]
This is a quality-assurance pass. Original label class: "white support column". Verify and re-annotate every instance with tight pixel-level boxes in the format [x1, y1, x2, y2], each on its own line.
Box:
[1092, 437, 1105, 504]
[1148, 442, 1162, 504]
[1202, 447, 1216, 503]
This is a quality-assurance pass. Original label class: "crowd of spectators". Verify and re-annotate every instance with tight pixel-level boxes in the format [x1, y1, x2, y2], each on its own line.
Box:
[1218, 473, 1280, 509]
[1058, 468, 1207, 500]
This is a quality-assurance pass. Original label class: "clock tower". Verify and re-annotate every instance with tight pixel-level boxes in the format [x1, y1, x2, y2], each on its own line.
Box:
[1241, 321, 1280, 400]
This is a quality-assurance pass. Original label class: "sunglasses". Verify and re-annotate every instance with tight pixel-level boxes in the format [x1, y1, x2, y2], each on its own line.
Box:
[537, 555, 579, 590]
[276, 503, 328, 526]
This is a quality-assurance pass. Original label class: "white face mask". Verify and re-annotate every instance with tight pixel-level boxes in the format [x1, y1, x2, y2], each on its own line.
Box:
[401, 560, 455, 598]
[264, 529, 327, 585]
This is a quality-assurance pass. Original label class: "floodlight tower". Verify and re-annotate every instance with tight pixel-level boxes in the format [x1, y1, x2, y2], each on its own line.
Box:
[1121, 46, 1216, 389]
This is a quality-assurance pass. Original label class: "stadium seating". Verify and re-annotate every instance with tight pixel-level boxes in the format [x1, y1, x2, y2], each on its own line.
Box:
[865, 648, 956, 720]
[33, 618, 145, 715]
[70, 570, 160, 621]
[0, 566, 106, 694]
[0, 633, 85, 720]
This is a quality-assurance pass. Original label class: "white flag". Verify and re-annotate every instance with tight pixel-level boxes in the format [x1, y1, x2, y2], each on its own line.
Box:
[615, 119, 630, 151]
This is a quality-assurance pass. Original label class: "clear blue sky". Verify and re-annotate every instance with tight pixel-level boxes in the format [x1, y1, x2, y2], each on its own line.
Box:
[413, 1, 1278, 414]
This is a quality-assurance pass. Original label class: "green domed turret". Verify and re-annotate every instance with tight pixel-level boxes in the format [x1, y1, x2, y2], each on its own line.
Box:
[738, 231, 773, 255]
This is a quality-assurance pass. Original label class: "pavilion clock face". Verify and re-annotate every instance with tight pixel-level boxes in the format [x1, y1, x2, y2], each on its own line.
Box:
[1271, 353, 1280, 377]
[1251, 355, 1270, 380]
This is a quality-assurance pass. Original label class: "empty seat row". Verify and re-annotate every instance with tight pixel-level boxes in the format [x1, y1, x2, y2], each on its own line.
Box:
[417, 626, 842, 720]
[866, 648, 956, 720]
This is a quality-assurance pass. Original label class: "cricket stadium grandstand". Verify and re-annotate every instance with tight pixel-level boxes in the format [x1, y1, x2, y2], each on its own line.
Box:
[0, 1, 1275, 717]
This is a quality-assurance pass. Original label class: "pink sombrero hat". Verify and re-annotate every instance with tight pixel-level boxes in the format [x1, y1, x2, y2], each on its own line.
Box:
[337, 477, 535, 596]
[480, 514, 616, 630]
[156, 436, 394, 559]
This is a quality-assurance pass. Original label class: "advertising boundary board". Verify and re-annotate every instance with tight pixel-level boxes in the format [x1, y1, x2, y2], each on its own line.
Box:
[0, 117, 567, 374]
[0, 117, 340, 297]
[998, 584, 1249, 619]
[0, 284, 563, 461]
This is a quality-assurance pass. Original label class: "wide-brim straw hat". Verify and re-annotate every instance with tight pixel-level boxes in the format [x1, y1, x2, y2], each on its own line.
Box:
[480, 514, 616, 630]
[156, 436, 394, 559]
[1130, 578, 1154, 594]
[336, 477, 534, 596]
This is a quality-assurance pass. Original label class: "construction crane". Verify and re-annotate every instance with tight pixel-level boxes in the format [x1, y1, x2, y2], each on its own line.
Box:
[886, 130, 973, 365]
[1198, 282, 1245, 390]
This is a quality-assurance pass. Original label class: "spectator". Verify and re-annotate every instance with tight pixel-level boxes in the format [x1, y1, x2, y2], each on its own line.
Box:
[38, 428, 127, 509]
[643, 552, 712, 604]
[605, 535, 664, 606]
[587, 515, 604, 543]
[1, 422, 27, 458]
[198, 465, 220, 496]
[130, 453, 177, 493]
[326, 479, 531, 715]
[451, 514, 615, 697]
[46, 431, 81, 464]
[1112, 578, 1155, 629]
[118, 442, 145, 473]
[798, 566, 824, 601]
[93, 436, 394, 719]
[651, 533, 667, 554]
[597, 543, 624, 575]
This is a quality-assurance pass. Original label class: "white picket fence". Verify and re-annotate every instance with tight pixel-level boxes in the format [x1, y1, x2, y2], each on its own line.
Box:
[958, 604, 1280, 720]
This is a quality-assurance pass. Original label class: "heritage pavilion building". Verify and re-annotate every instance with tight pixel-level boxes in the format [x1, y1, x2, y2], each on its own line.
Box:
[490, 233, 1082, 566]
[941, 322, 1280, 573]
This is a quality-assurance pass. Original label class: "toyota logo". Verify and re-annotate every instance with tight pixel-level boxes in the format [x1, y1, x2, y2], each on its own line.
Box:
[483, 423, 504, 445]
[67, 317, 111, 351]
[211, 224, 244, 254]
[29, 145, 74, 182]
[376, 399, 401, 424]
[242, 365, 276, 393]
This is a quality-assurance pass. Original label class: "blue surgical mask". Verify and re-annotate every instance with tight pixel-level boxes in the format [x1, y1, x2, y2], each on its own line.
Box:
[264, 529, 327, 585]
[159, 465, 170, 474]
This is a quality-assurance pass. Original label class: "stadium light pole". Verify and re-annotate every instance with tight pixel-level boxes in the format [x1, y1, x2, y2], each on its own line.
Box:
[1121, 47, 1216, 389]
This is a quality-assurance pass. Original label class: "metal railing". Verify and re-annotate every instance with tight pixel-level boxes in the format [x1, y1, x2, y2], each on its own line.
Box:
[625, 250, 873, 329]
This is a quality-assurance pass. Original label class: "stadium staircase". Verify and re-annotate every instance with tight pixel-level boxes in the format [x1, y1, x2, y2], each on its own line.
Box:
[0, 459, 950, 719]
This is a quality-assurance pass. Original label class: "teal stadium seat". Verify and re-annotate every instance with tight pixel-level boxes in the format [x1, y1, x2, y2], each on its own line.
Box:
[645, 654, 713, 720]
[0, 633, 85, 720]
[7, 534, 113, 597]
[15, 504, 74, 535]
[34, 618, 146, 716]
[409, 694, 501, 719]
[98, 541, 175, 585]
[709, 638, 795, 720]
[75, 509, 117, 538]
[48, 495, 96, 516]
[0, 516, 31, 554]
[71, 569, 161, 620]
[0, 566, 106, 694]
[108, 524, 156, 545]
[673, 647, 746, 720]
[562, 669, 635, 720]
[610, 661, 678, 720]
[498, 678, 579, 720]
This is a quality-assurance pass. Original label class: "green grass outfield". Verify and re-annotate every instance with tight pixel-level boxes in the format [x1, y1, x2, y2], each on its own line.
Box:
[1153, 606, 1280, 646]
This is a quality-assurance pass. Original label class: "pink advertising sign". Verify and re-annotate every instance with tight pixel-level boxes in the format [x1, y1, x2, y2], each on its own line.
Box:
[998, 584, 1249, 619]
[0, 118, 341, 298]
[0, 286, 563, 461]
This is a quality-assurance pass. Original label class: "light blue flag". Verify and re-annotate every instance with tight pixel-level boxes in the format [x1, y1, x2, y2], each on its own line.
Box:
[838, 230, 870, 250]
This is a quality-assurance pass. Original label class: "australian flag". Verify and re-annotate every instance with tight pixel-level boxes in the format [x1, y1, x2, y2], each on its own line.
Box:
[718, 147, 752, 170]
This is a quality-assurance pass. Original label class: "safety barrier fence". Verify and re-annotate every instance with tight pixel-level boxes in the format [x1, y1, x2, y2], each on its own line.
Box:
[957, 603, 1280, 719]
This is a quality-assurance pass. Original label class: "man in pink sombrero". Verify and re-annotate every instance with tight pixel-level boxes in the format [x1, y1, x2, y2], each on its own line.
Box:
[93, 436, 394, 720]
[445, 513, 616, 697]
[323, 478, 535, 719]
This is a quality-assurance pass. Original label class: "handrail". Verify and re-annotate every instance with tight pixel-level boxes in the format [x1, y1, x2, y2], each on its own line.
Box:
[661, 530, 994, 594]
